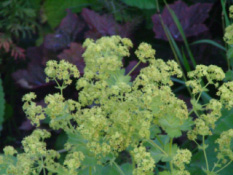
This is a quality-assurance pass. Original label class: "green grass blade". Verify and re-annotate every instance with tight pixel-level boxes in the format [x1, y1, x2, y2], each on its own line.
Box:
[221, 0, 230, 27]
[165, 27, 191, 72]
[191, 39, 226, 51]
[181, 47, 191, 72]
[164, 0, 196, 68]
[171, 77, 185, 85]
[0, 78, 5, 132]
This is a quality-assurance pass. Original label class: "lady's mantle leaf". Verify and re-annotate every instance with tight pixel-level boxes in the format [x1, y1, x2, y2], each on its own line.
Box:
[146, 135, 178, 163]
[106, 69, 132, 87]
[152, 0, 212, 41]
[159, 117, 193, 138]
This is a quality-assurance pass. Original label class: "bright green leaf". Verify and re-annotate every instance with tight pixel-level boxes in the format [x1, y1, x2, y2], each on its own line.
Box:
[44, 0, 95, 28]
[121, 0, 156, 9]
[106, 69, 132, 87]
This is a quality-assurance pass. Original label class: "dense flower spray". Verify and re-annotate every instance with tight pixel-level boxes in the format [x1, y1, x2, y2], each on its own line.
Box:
[1, 35, 233, 175]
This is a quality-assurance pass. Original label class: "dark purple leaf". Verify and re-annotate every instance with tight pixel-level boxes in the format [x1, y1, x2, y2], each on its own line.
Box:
[12, 62, 46, 89]
[12, 47, 48, 89]
[125, 61, 147, 81]
[81, 8, 137, 39]
[44, 9, 85, 51]
[152, 1, 212, 41]
[58, 9, 85, 41]
[44, 33, 70, 51]
[57, 42, 85, 74]
[19, 119, 34, 131]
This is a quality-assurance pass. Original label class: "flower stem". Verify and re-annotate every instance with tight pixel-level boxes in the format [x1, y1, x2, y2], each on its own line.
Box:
[146, 139, 168, 156]
[113, 161, 125, 175]
[169, 138, 174, 173]
[89, 166, 92, 175]
[127, 61, 141, 76]
[215, 160, 233, 173]
[202, 136, 209, 172]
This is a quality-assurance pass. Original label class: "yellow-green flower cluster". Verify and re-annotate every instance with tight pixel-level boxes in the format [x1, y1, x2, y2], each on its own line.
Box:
[224, 6, 233, 44]
[188, 99, 222, 139]
[215, 129, 233, 162]
[82, 36, 133, 80]
[3, 146, 17, 156]
[230, 5, 233, 19]
[224, 25, 233, 45]
[132, 146, 155, 175]
[0, 129, 65, 175]
[44, 94, 81, 131]
[22, 129, 51, 155]
[77, 36, 133, 106]
[186, 65, 225, 94]
[17, 36, 233, 174]
[45, 60, 79, 86]
[133, 59, 182, 89]
[22, 92, 45, 127]
[135, 42, 156, 63]
[217, 81, 233, 109]
[172, 149, 192, 175]
[64, 151, 85, 173]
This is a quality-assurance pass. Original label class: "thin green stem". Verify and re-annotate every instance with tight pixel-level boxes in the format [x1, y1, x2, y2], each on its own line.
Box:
[54, 78, 64, 96]
[127, 61, 141, 76]
[41, 157, 46, 175]
[57, 149, 68, 154]
[202, 136, 209, 172]
[188, 108, 194, 115]
[131, 155, 136, 170]
[146, 139, 168, 156]
[113, 161, 125, 175]
[193, 140, 200, 147]
[211, 159, 220, 172]
[169, 138, 174, 173]
[89, 166, 92, 175]
[215, 160, 233, 173]
[155, 135, 164, 147]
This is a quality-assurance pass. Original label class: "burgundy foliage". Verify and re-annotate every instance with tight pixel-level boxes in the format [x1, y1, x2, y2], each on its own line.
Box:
[125, 61, 147, 81]
[152, 0, 212, 41]
[58, 42, 85, 74]
[12, 8, 137, 89]
[44, 9, 85, 51]
[12, 47, 47, 89]
[81, 8, 137, 39]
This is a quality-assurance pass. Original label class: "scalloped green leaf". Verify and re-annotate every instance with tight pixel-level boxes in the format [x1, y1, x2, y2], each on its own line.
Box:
[159, 116, 193, 138]
[106, 69, 132, 87]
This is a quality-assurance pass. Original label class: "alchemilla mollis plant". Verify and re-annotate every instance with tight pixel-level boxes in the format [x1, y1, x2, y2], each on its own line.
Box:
[1, 34, 233, 175]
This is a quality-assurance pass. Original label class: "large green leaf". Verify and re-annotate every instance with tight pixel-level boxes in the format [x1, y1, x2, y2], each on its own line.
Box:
[44, 0, 95, 28]
[106, 69, 132, 87]
[159, 116, 193, 138]
[121, 0, 156, 9]
[0, 78, 5, 132]
[146, 135, 178, 163]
